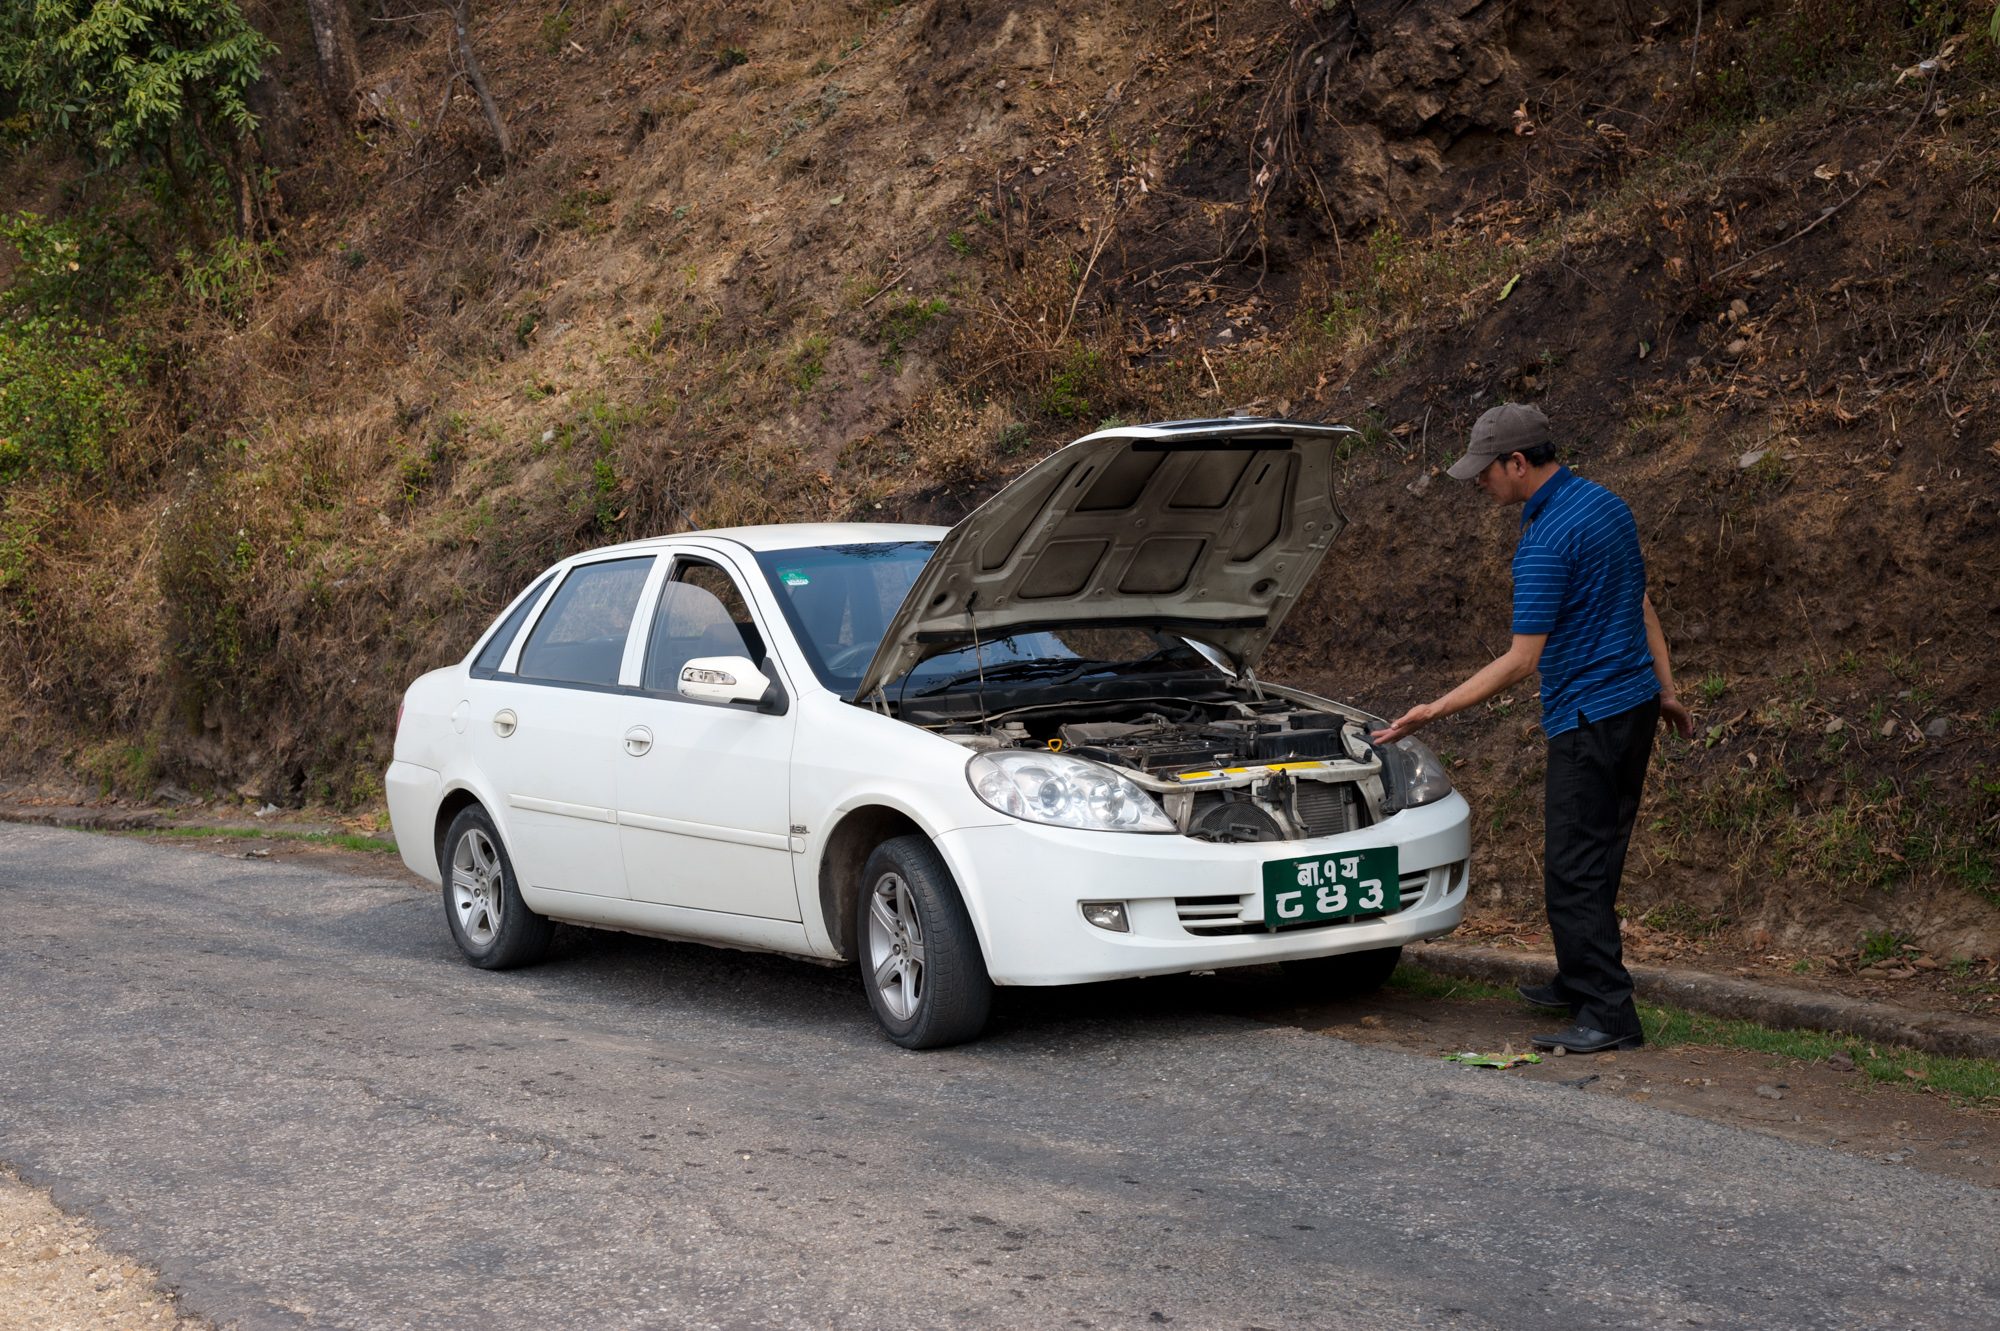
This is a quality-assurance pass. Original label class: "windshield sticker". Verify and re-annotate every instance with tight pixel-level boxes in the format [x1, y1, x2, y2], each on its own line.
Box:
[778, 570, 811, 587]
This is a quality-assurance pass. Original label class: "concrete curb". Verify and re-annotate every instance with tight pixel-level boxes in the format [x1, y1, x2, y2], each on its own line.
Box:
[1408, 942, 2000, 1062]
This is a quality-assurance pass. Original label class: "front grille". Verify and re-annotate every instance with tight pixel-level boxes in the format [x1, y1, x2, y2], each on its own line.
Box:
[1174, 894, 1247, 935]
[1173, 867, 1439, 937]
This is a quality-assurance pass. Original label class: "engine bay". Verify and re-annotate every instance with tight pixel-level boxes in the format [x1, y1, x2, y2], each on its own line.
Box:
[928, 693, 1387, 843]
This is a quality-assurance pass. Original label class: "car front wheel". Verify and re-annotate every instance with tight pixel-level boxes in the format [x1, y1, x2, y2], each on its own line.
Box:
[441, 805, 553, 970]
[855, 835, 992, 1049]
[1279, 945, 1403, 1000]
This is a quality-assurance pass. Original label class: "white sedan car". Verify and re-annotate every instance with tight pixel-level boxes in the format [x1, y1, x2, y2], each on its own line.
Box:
[387, 419, 1470, 1047]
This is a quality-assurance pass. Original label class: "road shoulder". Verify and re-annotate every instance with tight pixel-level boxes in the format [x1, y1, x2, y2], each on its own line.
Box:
[0, 1168, 208, 1331]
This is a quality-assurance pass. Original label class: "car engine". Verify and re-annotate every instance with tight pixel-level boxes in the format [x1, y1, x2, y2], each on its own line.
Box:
[934, 697, 1386, 843]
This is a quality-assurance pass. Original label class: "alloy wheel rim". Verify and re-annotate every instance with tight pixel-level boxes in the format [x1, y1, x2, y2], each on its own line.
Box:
[865, 871, 926, 1021]
[450, 829, 504, 946]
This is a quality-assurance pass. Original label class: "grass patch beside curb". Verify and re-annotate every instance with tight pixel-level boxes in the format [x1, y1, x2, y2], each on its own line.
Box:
[1637, 1002, 2000, 1106]
[1391, 963, 2000, 1106]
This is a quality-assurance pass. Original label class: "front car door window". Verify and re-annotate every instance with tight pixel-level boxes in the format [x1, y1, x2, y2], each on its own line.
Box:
[642, 561, 767, 692]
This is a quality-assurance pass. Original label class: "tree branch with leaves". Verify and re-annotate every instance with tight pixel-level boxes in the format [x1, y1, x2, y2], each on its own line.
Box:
[0, 0, 275, 238]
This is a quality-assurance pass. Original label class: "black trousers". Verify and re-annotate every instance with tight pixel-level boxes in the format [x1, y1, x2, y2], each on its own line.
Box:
[1543, 696, 1660, 1037]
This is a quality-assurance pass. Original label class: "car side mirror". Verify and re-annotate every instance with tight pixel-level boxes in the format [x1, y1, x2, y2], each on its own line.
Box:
[678, 655, 787, 714]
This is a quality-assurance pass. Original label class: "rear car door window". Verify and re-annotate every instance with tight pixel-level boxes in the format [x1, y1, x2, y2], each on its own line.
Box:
[515, 557, 654, 687]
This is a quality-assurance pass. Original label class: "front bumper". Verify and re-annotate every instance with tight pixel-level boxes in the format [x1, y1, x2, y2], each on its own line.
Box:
[939, 790, 1471, 985]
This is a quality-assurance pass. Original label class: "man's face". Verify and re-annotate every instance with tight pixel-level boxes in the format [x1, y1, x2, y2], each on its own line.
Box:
[1474, 454, 1525, 504]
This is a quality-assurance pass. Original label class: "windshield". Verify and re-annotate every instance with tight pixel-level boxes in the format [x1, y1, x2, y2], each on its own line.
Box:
[754, 542, 1222, 697]
[755, 542, 935, 693]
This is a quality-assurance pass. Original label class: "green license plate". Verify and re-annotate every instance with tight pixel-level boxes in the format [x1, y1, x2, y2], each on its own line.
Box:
[1261, 847, 1400, 929]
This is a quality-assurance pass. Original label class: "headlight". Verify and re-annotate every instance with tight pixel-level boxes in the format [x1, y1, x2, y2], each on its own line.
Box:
[1377, 736, 1454, 813]
[967, 751, 1177, 833]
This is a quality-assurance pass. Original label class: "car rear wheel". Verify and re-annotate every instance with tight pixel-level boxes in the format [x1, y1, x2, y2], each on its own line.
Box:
[1279, 945, 1403, 999]
[442, 805, 553, 970]
[856, 835, 992, 1049]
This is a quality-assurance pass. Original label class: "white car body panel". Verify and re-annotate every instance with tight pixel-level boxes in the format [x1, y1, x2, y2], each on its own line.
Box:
[854, 421, 1355, 699]
[528, 888, 815, 957]
[617, 692, 802, 919]
[384, 758, 443, 880]
[784, 691, 1017, 959]
[474, 673, 634, 901]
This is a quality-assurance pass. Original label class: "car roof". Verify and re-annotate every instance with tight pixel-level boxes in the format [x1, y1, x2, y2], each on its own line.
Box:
[580, 522, 948, 560]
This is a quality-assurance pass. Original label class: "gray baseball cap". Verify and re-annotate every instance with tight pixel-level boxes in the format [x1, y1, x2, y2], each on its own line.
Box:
[1447, 403, 1551, 480]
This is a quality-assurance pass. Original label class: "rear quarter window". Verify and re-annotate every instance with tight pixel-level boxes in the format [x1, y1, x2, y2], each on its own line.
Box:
[471, 572, 556, 675]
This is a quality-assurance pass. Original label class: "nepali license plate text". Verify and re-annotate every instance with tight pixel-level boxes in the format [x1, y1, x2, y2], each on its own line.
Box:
[1261, 847, 1400, 928]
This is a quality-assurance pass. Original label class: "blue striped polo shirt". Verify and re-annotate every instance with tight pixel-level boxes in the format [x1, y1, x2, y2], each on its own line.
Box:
[1512, 467, 1658, 737]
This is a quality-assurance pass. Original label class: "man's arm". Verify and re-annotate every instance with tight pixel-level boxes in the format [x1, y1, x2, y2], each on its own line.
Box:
[1644, 592, 1694, 738]
[1369, 633, 1547, 743]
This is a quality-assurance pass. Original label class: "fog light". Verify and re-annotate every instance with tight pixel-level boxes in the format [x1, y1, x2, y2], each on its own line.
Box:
[1080, 901, 1130, 932]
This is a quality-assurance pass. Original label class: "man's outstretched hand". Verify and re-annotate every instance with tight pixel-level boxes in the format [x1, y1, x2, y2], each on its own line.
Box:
[1370, 702, 1438, 745]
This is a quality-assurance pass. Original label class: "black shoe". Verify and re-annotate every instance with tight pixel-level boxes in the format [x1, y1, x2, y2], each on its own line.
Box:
[1516, 982, 1574, 1011]
[1530, 1024, 1644, 1055]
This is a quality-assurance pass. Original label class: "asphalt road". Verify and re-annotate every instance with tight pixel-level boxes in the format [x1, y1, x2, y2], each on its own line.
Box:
[3, 823, 1997, 1331]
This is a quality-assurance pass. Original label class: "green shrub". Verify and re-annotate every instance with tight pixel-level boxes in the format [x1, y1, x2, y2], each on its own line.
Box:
[0, 211, 154, 321]
[539, 8, 572, 53]
[0, 491, 47, 605]
[1037, 344, 1103, 420]
[174, 234, 276, 319]
[1858, 929, 1908, 964]
[0, 315, 142, 481]
[789, 333, 830, 391]
[552, 188, 613, 233]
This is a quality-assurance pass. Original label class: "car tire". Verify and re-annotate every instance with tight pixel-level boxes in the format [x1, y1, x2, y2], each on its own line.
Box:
[441, 805, 553, 970]
[1279, 945, 1403, 999]
[855, 835, 993, 1049]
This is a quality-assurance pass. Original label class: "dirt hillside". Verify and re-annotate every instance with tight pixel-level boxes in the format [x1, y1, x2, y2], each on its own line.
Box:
[2, 0, 1995, 967]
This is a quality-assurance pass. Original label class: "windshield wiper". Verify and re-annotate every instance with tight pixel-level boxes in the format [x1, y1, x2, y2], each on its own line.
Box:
[909, 647, 1213, 698]
[909, 656, 1084, 696]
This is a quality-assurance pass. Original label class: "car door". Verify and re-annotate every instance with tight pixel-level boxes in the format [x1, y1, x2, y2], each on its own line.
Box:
[617, 552, 802, 920]
[469, 553, 659, 901]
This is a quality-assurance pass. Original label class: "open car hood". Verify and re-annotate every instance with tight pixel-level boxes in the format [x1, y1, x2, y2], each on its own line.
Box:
[853, 418, 1356, 701]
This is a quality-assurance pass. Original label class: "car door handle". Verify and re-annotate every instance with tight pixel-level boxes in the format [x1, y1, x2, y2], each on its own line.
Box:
[624, 726, 653, 757]
[493, 709, 518, 738]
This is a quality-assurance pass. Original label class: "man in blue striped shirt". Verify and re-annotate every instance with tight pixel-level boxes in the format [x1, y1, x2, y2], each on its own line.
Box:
[1374, 404, 1693, 1054]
